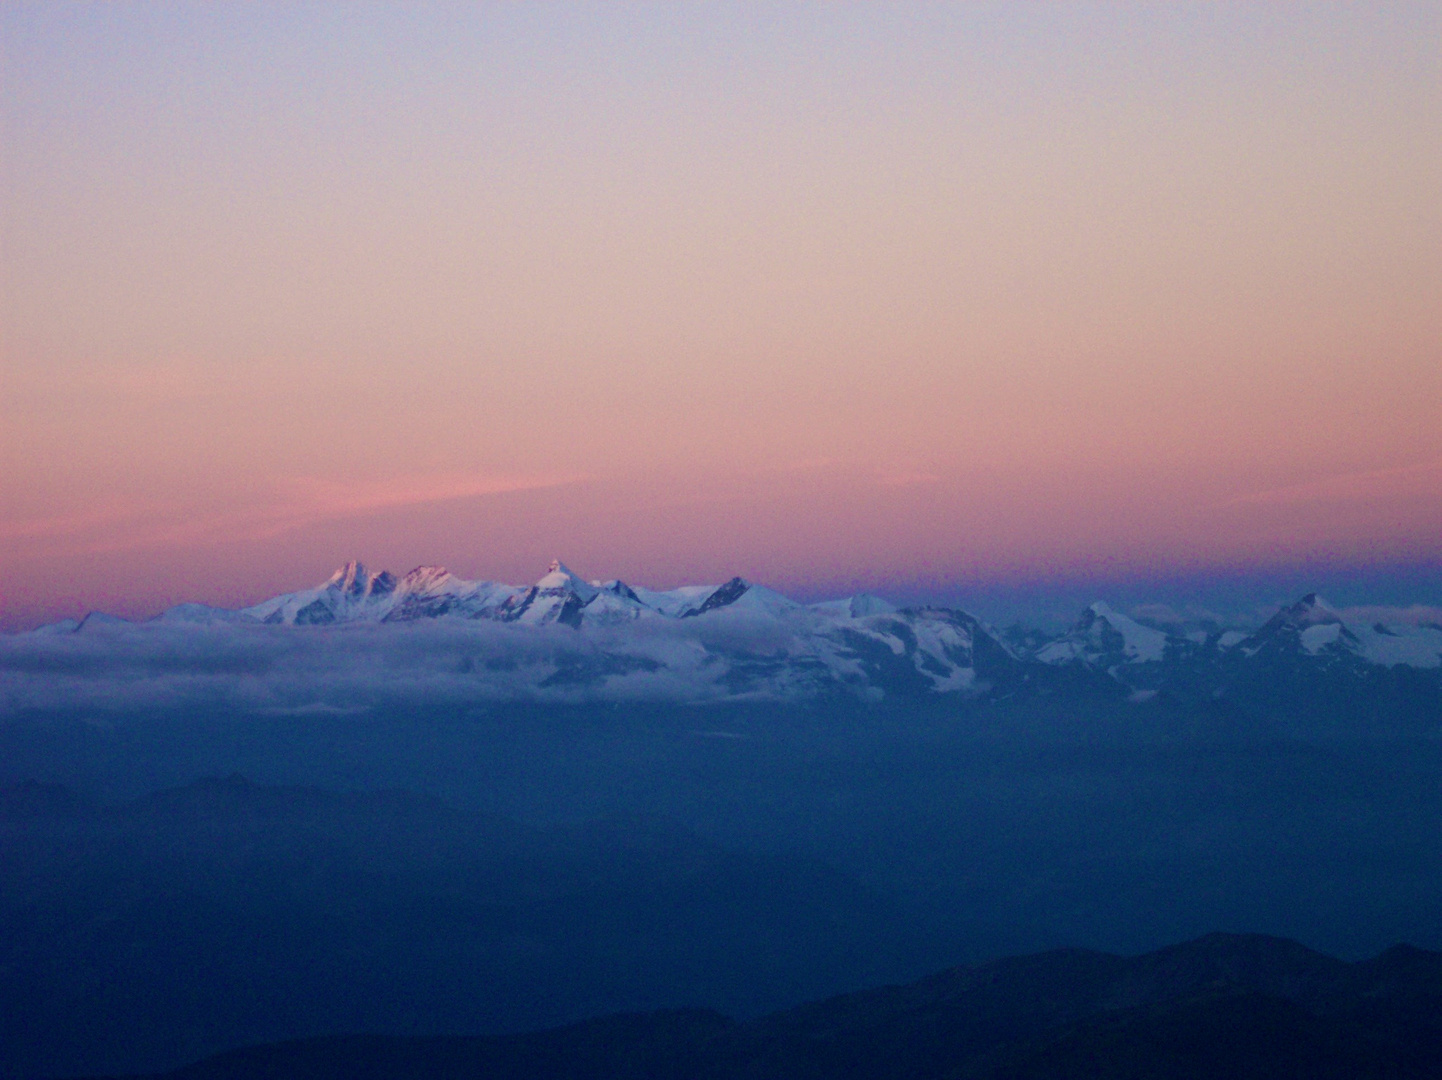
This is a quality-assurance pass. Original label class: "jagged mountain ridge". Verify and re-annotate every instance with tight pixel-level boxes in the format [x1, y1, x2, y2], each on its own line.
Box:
[237, 560, 799, 629]
[1025, 592, 1442, 730]
[11, 560, 1017, 702]
[11, 565, 1441, 706]
[77, 930, 1442, 1080]
[1036, 591, 1442, 678]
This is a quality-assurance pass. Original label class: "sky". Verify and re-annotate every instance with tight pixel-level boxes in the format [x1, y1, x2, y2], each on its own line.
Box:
[2, 3, 1440, 630]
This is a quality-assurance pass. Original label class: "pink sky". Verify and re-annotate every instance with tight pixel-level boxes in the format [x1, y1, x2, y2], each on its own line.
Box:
[2, 4, 1439, 628]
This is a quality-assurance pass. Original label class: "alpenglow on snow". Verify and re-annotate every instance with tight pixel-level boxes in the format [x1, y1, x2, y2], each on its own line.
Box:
[6, 562, 1440, 712]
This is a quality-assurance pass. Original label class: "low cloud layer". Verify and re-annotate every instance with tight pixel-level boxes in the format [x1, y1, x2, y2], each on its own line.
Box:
[0, 612, 833, 716]
[6, 592, 1439, 717]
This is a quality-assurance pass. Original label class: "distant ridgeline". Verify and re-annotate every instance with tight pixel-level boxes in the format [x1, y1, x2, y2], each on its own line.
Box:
[8, 560, 1442, 708]
[76, 932, 1442, 1080]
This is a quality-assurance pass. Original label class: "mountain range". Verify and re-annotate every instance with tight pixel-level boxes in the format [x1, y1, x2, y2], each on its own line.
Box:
[9, 561, 1442, 705]
[9, 771, 1442, 1079]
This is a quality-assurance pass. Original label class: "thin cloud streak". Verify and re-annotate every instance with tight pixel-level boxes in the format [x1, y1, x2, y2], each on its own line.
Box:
[0, 504, 141, 543]
[276, 474, 585, 519]
[0, 474, 582, 558]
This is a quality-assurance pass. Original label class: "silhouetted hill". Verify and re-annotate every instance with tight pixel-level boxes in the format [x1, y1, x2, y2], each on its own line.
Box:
[8, 719, 1442, 1078]
[1, 776, 901, 1078]
[76, 933, 1442, 1080]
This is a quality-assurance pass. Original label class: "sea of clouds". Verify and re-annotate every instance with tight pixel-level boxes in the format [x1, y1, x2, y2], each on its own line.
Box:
[0, 610, 834, 716]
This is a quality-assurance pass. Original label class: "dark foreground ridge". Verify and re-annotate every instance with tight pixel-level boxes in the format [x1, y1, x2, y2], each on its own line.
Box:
[81, 933, 1442, 1080]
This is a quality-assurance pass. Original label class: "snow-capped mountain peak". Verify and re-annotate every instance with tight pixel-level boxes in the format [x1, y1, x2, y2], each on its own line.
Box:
[399, 565, 454, 591]
[682, 576, 750, 617]
[1276, 593, 1343, 627]
[327, 560, 367, 591]
[536, 560, 598, 602]
[13, 567, 1439, 711]
[505, 560, 601, 627]
[1241, 593, 1359, 659]
[244, 561, 389, 625]
[321, 560, 397, 603]
[1035, 601, 1168, 666]
[1084, 602, 1168, 661]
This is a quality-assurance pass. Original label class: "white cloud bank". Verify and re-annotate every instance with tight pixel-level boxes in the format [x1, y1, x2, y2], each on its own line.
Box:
[0, 611, 856, 716]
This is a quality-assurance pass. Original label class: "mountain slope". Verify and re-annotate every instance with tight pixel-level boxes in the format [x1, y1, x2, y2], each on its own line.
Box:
[1035, 602, 1169, 667]
[89, 934, 1442, 1080]
[0, 776, 902, 1078]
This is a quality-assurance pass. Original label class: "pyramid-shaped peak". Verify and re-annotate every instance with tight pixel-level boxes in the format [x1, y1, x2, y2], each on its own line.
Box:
[1280, 593, 1341, 624]
[535, 560, 598, 601]
[1241, 593, 1356, 656]
[539, 559, 580, 584]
